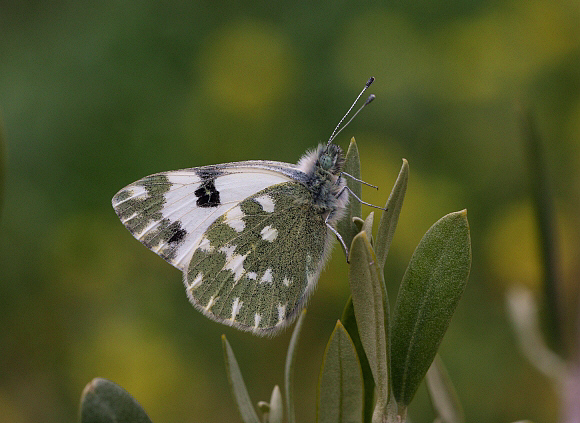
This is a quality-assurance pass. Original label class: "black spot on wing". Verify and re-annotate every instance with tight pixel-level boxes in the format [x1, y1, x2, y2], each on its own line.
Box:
[139, 219, 188, 262]
[195, 179, 221, 208]
[168, 227, 187, 244]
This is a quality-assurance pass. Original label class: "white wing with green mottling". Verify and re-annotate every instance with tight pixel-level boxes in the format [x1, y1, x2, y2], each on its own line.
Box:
[112, 143, 351, 336]
[112, 161, 305, 271]
[183, 182, 335, 335]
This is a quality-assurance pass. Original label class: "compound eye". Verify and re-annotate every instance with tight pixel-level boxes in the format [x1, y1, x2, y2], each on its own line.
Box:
[320, 154, 333, 170]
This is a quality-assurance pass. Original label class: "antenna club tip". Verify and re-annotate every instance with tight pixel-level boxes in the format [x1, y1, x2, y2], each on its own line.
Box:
[327, 78, 375, 145]
[365, 94, 376, 105]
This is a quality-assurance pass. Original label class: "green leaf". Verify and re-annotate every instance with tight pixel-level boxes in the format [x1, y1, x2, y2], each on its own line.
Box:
[361, 212, 374, 245]
[348, 232, 389, 421]
[79, 378, 152, 423]
[375, 159, 408, 271]
[352, 216, 365, 233]
[0, 119, 5, 221]
[268, 385, 284, 423]
[391, 210, 471, 406]
[317, 321, 364, 423]
[222, 335, 261, 423]
[285, 309, 307, 423]
[336, 138, 363, 252]
[426, 355, 464, 423]
[341, 298, 375, 423]
[505, 287, 566, 380]
[257, 401, 270, 416]
[521, 109, 564, 354]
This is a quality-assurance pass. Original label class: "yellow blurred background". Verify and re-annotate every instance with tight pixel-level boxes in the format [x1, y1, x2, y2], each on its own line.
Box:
[1, 1, 579, 422]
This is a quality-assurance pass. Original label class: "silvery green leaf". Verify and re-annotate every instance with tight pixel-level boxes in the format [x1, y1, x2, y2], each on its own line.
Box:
[348, 232, 389, 422]
[285, 310, 306, 423]
[505, 288, 566, 380]
[426, 355, 464, 423]
[375, 159, 408, 271]
[79, 378, 152, 423]
[317, 321, 364, 423]
[361, 212, 374, 245]
[391, 210, 471, 406]
[353, 216, 365, 233]
[341, 298, 375, 423]
[336, 138, 362, 252]
[257, 401, 270, 415]
[222, 335, 261, 423]
[267, 385, 283, 423]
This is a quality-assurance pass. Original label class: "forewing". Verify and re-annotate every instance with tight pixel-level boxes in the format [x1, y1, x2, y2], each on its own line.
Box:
[183, 182, 332, 335]
[112, 161, 302, 271]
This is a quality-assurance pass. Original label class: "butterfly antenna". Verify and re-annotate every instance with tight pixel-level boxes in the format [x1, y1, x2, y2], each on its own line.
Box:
[326, 76, 375, 147]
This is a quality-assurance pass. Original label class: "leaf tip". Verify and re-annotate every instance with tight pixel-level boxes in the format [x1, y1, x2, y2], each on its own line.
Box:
[348, 230, 371, 262]
[221, 334, 230, 352]
[81, 378, 101, 399]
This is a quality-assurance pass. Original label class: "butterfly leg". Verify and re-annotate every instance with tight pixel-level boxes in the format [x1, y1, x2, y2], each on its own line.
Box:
[325, 214, 350, 262]
[341, 171, 379, 190]
[338, 185, 387, 211]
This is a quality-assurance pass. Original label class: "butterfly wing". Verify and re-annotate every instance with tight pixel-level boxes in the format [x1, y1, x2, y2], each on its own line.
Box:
[112, 160, 306, 271]
[183, 182, 334, 335]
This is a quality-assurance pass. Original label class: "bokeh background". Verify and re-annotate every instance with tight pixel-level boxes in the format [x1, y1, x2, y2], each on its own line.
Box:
[1, 1, 579, 422]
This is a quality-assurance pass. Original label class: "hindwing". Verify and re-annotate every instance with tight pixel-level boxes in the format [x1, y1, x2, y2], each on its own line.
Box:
[183, 182, 332, 335]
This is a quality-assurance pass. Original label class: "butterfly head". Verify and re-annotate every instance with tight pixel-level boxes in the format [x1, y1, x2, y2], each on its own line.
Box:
[318, 143, 344, 176]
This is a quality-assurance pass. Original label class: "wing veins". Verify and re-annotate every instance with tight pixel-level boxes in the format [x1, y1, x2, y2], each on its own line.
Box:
[225, 210, 311, 324]
[211, 203, 315, 325]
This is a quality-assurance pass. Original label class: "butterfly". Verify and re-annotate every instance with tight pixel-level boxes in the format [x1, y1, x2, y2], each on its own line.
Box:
[112, 77, 379, 336]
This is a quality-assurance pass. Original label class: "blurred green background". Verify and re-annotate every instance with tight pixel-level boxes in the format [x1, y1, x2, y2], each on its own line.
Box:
[1, 1, 579, 422]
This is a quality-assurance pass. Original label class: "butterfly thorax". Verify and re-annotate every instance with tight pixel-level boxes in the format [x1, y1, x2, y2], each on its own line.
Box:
[296, 144, 348, 222]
